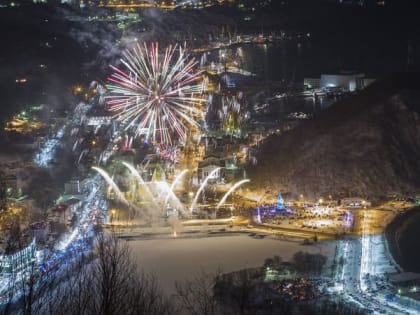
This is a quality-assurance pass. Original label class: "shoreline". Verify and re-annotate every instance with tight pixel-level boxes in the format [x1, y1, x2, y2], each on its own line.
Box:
[385, 206, 420, 273]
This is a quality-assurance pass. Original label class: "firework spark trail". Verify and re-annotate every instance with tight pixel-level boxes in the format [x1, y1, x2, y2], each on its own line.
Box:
[106, 42, 206, 146]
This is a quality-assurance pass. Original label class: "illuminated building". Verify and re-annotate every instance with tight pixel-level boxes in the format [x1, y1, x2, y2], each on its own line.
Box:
[0, 240, 36, 274]
[96, 0, 234, 9]
[198, 156, 224, 183]
[333, 0, 386, 6]
[304, 73, 375, 92]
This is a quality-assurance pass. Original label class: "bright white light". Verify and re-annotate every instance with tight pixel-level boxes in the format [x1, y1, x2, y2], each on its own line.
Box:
[34, 127, 65, 167]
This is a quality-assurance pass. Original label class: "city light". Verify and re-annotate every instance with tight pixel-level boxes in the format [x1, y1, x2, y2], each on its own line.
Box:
[2, 2, 419, 314]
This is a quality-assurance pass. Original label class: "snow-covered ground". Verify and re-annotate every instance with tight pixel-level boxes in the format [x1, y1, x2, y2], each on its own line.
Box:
[129, 234, 335, 293]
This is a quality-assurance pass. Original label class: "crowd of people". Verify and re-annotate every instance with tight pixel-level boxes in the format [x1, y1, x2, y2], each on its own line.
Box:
[254, 204, 353, 233]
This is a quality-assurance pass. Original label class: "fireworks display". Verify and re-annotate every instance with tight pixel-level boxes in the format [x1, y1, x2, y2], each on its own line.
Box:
[106, 42, 206, 146]
[219, 94, 248, 135]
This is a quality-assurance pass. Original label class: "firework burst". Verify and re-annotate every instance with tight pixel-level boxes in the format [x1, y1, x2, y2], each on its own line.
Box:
[106, 42, 206, 145]
[219, 94, 248, 135]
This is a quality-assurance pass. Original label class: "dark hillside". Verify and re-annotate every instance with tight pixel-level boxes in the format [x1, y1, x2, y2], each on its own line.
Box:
[248, 73, 420, 199]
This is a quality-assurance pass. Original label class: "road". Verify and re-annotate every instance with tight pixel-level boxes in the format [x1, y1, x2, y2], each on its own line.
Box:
[260, 223, 338, 240]
[0, 175, 105, 305]
[333, 210, 419, 314]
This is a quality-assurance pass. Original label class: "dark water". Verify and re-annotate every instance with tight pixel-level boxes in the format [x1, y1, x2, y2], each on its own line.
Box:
[206, 35, 410, 82]
[205, 42, 342, 115]
[233, 42, 304, 82]
[206, 41, 312, 82]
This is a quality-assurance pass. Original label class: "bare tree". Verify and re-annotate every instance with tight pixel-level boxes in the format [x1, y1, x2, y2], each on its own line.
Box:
[263, 255, 282, 270]
[175, 269, 221, 315]
[222, 269, 254, 315]
[55, 233, 172, 315]
[175, 267, 260, 315]
[43, 253, 95, 315]
[292, 251, 327, 276]
[2, 233, 171, 315]
[0, 252, 63, 315]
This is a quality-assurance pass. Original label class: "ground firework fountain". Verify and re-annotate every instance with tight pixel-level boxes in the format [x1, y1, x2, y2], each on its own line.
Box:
[121, 161, 156, 204]
[92, 166, 130, 206]
[216, 179, 250, 210]
[190, 167, 220, 212]
[164, 169, 188, 209]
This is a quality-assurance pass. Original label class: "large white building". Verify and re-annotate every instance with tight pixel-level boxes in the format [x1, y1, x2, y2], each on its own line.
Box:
[304, 73, 375, 92]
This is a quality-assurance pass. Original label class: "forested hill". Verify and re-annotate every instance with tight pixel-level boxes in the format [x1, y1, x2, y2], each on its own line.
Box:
[248, 73, 420, 200]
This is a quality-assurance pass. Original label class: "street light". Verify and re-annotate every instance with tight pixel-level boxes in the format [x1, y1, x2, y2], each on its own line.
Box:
[220, 52, 227, 76]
